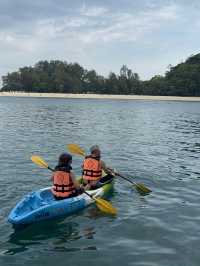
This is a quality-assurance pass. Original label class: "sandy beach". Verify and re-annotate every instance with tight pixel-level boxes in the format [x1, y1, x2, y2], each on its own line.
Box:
[0, 91, 200, 101]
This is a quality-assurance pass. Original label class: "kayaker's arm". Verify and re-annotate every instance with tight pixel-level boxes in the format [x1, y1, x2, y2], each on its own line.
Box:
[101, 160, 115, 175]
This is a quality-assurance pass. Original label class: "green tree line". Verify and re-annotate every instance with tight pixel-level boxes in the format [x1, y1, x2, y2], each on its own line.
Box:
[1, 53, 200, 96]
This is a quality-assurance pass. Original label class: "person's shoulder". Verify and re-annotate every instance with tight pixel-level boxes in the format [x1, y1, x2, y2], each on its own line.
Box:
[100, 160, 106, 166]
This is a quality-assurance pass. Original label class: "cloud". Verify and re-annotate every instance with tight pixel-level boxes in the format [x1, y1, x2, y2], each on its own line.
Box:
[0, 0, 199, 83]
[80, 5, 108, 17]
[10, 3, 179, 47]
[0, 32, 14, 43]
[32, 4, 179, 44]
[58, 4, 178, 43]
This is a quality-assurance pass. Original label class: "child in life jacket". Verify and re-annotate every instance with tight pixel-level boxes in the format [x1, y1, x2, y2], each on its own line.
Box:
[51, 153, 83, 200]
[82, 145, 114, 190]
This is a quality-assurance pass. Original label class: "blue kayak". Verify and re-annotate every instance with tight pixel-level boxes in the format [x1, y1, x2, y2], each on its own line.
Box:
[8, 180, 114, 226]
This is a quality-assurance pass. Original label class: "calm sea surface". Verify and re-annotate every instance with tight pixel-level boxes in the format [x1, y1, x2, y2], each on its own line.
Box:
[0, 97, 200, 266]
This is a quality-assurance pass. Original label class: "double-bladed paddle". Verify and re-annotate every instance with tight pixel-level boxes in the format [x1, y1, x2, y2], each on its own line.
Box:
[67, 144, 86, 156]
[31, 155, 117, 215]
[67, 143, 152, 194]
[114, 172, 152, 193]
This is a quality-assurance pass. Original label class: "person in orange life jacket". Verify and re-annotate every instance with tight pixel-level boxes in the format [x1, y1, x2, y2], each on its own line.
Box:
[82, 145, 114, 190]
[51, 153, 83, 200]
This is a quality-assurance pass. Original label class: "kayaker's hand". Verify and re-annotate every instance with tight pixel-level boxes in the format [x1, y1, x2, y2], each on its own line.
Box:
[79, 187, 85, 193]
[107, 167, 117, 176]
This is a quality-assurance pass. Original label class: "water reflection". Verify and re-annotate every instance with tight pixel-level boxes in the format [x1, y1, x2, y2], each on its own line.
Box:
[5, 219, 97, 255]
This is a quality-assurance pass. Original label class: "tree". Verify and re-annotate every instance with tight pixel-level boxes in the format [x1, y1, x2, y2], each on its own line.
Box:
[2, 53, 200, 96]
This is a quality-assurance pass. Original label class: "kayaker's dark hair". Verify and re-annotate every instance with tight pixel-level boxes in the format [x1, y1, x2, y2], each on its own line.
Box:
[90, 145, 100, 154]
[58, 153, 72, 166]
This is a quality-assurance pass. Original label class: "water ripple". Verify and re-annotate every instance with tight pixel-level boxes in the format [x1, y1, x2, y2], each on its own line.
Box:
[0, 98, 200, 266]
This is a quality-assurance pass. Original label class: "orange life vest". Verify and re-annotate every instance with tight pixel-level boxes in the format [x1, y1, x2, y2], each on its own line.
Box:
[82, 156, 102, 181]
[52, 171, 76, 198]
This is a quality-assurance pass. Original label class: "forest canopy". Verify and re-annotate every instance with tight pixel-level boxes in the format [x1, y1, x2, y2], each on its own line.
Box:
[1, 53, 200, 96]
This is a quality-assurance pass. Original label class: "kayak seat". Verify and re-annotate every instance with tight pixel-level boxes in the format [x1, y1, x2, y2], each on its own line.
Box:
[39, 188, 55, 203]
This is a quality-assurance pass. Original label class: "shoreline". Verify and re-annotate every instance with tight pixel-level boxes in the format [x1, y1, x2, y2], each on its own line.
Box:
[0, 91, 200, 101]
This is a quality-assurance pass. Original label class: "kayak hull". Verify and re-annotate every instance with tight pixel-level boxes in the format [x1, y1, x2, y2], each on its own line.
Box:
[8, 181, 114, 225]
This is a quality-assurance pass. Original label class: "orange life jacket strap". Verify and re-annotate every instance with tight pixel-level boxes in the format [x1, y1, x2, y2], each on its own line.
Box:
[83, 169, 102, 177]
[53, 182, 75, 193]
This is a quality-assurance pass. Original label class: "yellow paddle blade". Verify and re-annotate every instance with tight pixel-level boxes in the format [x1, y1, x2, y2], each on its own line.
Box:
[95, 197, 117, 215]
[31, 155, 49, 169]
[67, 144, 85, 156]
[135, 183, 152, 193]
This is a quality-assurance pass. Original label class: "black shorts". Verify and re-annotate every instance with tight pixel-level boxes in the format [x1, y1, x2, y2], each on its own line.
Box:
[54, 189, 81, 200]
[90, 174, 114, 189]
[99, 174, 114, 184]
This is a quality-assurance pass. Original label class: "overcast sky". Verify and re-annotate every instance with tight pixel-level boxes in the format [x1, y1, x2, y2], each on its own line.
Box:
[0, 0, 200, 83]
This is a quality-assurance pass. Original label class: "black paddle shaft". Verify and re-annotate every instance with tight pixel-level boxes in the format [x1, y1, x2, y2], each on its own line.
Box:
[48, 166, 54, 172]
[116, 173, 134, 184]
